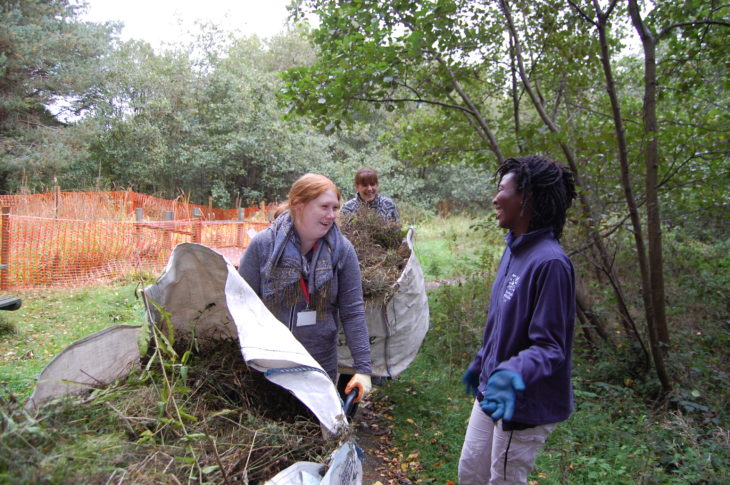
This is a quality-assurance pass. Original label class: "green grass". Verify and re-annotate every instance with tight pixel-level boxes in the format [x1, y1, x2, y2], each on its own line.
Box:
[411, 214, 503, 281]
[0, 281, 148, 401]
[377, 281, 729, 484]
[376, 217, 729, 484]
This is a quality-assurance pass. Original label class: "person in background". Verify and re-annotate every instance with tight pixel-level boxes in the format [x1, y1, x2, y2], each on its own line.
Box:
[459, 155, 577, 484]
[238, 173, 372, 403]
[340, 167, 400, 222]
[339, 166, 400, 395]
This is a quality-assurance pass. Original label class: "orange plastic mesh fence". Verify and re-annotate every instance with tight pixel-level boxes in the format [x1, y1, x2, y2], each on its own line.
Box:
[0, 191, 274, 291]
[0, 191, 276, 221]
[0, 215, 271, 291]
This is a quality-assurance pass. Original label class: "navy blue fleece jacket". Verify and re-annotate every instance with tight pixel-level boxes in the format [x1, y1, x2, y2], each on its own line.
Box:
[468, 227, 575, 425]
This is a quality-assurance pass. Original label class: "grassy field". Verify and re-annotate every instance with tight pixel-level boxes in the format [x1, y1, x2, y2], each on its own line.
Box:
[409, 213, 503, 281]
[0, 279, 148, 401]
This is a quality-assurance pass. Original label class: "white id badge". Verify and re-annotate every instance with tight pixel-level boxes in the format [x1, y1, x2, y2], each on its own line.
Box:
[296, 310, 317, 327]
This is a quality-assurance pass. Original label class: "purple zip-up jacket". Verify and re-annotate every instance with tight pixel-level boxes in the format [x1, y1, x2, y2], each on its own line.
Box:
[468, 227, 575, 425]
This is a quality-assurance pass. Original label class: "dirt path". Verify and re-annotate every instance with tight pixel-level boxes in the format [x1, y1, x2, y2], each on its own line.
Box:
[425, 276, 467, 291]
[353, 281, 457, 483]
[352, 396, 414, 484]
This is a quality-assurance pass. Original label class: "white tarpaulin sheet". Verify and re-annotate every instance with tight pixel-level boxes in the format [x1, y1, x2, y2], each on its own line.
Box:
[24, 243, 365, 484]
[143, 242, 348, 436]
[338, 227, 429, 377]
[25, 325, 142, 410]
[26, 243, 348, 435]
[263, 441, 362, 485]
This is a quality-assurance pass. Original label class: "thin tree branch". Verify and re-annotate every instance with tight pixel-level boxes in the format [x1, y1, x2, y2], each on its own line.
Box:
[432, 53, 504, 161]
[568, 0, 597, 26]
[350, 95, 474, 114]
[659, 20, 730, 39]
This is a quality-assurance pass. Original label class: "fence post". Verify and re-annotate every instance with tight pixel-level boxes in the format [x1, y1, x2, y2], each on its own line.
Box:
[54, 185, 60, 219]
[1, 207, 10, 290]
[236, 208, 245, 248]
[130, 190, 140, 215]
[135, 208, 143, 261]
[163, 210, 174, 249]
[127, 190, 134, 215]
[192, 207, 202, 243]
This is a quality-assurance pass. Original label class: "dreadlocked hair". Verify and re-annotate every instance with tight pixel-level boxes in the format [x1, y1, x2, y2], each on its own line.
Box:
[495, 155, 577, 240]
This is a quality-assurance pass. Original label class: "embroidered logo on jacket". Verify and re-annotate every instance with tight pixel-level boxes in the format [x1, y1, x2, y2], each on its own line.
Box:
[503, 273, 520, 301]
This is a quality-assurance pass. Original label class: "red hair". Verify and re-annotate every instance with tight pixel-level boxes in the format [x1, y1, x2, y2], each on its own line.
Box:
[287, 173, 341, 222]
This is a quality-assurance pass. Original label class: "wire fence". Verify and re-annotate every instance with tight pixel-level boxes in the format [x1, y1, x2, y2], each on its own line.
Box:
[0, 191, 274, 291]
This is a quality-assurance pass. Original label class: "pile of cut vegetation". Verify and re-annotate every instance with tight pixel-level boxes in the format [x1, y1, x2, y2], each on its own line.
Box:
[0, 339, 341, 484]
[339, 206, 410, 302]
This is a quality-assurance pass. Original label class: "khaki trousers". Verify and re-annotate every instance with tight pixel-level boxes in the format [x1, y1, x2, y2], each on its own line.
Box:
[458, 399, 556, 485]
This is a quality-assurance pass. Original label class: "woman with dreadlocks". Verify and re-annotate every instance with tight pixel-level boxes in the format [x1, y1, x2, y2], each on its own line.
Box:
[458, 155, 577, 484]
[238, 173, 372, 403]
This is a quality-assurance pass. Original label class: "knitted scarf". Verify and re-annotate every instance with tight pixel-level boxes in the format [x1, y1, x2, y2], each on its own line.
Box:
[261, 211, 344, 319]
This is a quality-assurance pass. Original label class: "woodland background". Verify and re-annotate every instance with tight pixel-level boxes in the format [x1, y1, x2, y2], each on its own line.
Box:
[1, 0, 728, 482]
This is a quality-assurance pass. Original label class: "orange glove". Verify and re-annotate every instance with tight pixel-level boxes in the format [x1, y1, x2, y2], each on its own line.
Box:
[345, 374, 372, 403]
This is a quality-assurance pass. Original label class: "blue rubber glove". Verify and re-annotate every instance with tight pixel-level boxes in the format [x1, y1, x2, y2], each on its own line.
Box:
[479, 370, 525, 421]
[461, 368, 480, 397]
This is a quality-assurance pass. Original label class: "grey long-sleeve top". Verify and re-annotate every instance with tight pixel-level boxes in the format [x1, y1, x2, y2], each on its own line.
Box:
[238, 227, 372, 382]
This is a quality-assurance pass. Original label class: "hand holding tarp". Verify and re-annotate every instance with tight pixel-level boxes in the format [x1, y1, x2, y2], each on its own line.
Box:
[480, 370, 525, 421]
[345, 374, 372, 403]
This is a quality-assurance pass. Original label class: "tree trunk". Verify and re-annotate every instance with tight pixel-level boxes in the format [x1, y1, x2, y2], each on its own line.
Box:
[576, 287, 614, 346]
[509, 36, 524, 153]
[583, 2, 662, 366]
[628, 0, 672, 394]
[499, 0, 649, 362]
[576, 305, 596, 349]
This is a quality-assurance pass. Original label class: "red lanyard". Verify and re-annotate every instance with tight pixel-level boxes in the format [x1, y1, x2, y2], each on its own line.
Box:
[299, 277, 310, 306]
[300, 241, 317, 306]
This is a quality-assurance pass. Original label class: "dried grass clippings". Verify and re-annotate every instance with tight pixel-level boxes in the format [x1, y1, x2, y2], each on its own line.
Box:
[339, 206, 409, 303]
[1, 339, 339, 484]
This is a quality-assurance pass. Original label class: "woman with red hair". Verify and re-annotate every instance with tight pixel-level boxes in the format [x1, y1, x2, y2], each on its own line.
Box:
[238, 173, 372, 402]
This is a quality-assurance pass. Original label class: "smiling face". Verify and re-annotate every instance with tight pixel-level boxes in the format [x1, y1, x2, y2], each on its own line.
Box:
[293, 189, 340, 251]
[493, 172, 531, 237]
[355, 180, 379, 202]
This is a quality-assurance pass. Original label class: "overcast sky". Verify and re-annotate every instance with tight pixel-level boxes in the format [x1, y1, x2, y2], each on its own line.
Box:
[81, 0, 294, 49]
